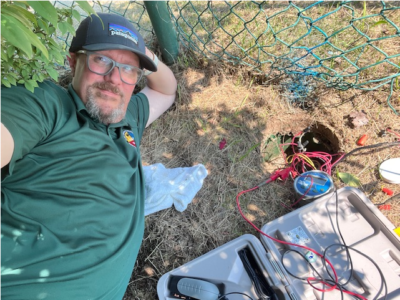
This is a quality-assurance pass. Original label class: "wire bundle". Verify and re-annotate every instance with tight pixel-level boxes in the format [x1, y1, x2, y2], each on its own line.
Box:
[280, 129, 344, 177]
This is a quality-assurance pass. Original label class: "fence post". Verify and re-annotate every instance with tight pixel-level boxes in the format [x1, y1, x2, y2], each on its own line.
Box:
[144, 1, 178, 65]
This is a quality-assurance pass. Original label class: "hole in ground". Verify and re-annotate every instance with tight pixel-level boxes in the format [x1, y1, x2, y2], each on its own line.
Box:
[263, 122, 340, 165]
[284, 123, 340, 171]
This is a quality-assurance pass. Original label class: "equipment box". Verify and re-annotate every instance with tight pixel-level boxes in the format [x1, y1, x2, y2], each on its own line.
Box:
[157, 187, 400, 300]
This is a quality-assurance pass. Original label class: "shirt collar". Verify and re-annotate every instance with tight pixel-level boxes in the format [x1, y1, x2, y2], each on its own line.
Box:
[68, 84, 88, 113]
[67, 84, 129, 128]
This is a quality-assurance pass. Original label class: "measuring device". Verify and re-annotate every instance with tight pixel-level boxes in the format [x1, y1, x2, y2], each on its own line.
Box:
[294, 170, 334, 202]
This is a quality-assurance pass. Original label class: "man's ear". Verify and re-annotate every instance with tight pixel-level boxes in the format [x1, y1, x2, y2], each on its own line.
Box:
[67, 52, 77, 75]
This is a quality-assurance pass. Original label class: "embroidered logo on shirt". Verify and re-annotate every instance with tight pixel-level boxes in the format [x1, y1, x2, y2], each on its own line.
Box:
[109, 23, 138, 45]
[123, 130, 137, 147]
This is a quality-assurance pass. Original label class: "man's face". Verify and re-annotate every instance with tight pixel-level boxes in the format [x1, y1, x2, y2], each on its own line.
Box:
[68, 49, 140, 124]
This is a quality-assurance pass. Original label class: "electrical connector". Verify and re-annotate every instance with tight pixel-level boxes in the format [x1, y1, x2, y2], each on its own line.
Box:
[382, 187, 394, 196]
[257, 167, 293, 188]
[298, 140, 309, 152]
[270, 167, 292, 182]
[378, 205, 391, 211]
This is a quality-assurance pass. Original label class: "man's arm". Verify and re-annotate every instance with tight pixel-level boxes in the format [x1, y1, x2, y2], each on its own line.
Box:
[1, 123, 14, 168]
[140, 48, 177, 127]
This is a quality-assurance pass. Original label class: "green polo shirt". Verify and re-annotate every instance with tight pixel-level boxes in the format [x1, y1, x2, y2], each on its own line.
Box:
[1, 81, 149, 299]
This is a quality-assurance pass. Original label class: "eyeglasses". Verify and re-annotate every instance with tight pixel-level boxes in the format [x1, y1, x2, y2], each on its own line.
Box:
[77, 50, 143, 85]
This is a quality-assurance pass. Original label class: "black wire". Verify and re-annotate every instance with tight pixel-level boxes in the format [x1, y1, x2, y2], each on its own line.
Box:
[217, 291, 254, 300]
[323, 190, 354, 286]
[280, 249, 323, 281]
[279, 190, 388, 300]
[344, 246, 387, 300]
[280, 249, 344, 300]
[375, 192, 400, 206]
[334, 191, 387, 300]
[333, 141, 400, 167]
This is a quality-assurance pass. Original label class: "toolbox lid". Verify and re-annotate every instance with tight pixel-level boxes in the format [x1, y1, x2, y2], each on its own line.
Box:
[260, 187, 400, 300]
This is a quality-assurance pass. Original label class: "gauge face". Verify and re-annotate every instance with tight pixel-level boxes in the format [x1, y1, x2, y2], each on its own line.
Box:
[294, 171, 334, 200]
[305, 175, 327, 186]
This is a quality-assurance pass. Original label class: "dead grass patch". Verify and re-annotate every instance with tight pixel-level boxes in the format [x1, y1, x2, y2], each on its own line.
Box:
[124, 51, 400, 299]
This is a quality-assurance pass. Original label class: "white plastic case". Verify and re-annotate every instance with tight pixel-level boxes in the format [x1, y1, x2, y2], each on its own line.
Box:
[157, 187, 400, 300]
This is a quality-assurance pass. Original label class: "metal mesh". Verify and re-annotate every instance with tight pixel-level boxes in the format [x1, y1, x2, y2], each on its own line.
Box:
[54, 1, 400, 113]
[167, 1, 400, 113]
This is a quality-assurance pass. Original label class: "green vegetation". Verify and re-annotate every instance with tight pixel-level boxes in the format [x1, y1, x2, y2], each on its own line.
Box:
[1, 1, 97, 92]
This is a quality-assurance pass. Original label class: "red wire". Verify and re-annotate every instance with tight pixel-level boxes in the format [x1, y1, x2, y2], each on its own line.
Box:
[387, 128, 400, 139]
[236, 186, 367, 300]
[291, 131, 303, 154]
[290, 175, 313, 207]
[236, 187, 337, 292]
[307, 278, 367, 299]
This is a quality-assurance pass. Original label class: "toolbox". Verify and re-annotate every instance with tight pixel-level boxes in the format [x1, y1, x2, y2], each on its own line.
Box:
[157, 187, 400, 300]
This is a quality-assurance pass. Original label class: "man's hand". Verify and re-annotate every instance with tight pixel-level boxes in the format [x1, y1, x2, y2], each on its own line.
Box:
[1, 123, 14, 168]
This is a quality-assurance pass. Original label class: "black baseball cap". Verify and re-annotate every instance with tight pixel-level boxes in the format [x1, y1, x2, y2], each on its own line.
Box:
[69, 13, 157, 72]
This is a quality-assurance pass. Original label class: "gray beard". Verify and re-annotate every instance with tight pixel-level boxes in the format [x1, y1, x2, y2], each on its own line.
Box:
[85, 86, 126, 124]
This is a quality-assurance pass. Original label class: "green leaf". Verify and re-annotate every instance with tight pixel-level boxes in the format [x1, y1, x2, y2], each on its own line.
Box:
[24, 79, 39, 93]
[1, 50, 9, 62]
[47, 68, 59, 81]
[372, 20, 389, 27]
[7, 72, 19, 79]
[48, 37, 60, 47]
[1, 78, 11, 88]
[1, 4, 37, 27]
[49, 49, 65, 64]
[336, 171, 362, 187]
[37, 73, 46, 81]
[27, 1, 58, 25]
[2, 14, 49, 59]
[13, 1, 29, 9]
[7, 46, 16, 58]
[37, 18, 50, 34]
[8, 76, 17, 86]
[263, 134, 291, 162]
[72, 9, 81, 22]
[58, 21, 75, 35]
[75, 1, 96, 16]
[239, 142, 261, 162]
[1, 15, 33, 58]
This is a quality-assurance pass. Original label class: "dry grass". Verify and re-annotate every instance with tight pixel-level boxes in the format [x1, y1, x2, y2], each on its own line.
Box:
[123, 48, 400, 299]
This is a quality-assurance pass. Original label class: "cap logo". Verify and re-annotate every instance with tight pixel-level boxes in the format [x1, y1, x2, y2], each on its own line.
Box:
[109, 23, 138, 44]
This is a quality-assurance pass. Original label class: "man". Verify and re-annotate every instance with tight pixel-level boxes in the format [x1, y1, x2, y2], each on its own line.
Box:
[1, 13, 177, 299]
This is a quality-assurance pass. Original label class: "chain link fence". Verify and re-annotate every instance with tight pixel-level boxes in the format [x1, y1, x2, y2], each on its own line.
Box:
[55, 1, 400, 113]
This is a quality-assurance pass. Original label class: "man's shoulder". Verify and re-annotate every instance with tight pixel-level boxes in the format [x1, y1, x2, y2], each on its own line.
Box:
[127, 92, 149, 116]
[37, 80, 69, 96]
[2, 80, 67, 96]
[0, 80, 75, 113]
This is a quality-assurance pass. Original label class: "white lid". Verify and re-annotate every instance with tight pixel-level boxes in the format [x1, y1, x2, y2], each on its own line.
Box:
[379, 157, 400, 184]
